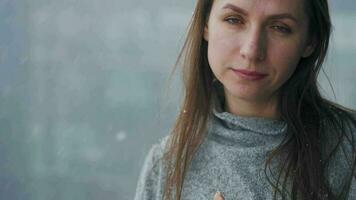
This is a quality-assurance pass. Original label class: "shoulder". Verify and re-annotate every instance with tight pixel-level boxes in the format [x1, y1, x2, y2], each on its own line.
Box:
[134, 135, 171, 200]
[322, 107, 356, 144]
[325, 108, 356, 162]
[142, 135, 171, 175]
[325, 108, 356, 198]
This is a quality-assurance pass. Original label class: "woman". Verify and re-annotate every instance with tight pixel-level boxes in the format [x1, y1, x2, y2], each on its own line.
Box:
[134, 0, 356, 199]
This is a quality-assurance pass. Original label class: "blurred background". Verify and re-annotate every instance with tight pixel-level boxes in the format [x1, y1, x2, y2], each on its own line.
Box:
[0, 0, 355, 199]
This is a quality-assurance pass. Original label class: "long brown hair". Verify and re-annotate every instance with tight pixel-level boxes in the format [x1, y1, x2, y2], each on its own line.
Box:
[162, 0, 356, 199]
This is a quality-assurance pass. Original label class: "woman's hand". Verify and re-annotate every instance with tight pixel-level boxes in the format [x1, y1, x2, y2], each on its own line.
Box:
[214, 191, 225, 200]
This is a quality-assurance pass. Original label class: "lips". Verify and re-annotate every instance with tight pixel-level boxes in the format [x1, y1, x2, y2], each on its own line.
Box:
[232, 69, 268, 81]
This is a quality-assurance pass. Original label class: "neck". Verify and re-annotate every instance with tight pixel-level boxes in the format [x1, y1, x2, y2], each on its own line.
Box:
[224, 92, 280, 120]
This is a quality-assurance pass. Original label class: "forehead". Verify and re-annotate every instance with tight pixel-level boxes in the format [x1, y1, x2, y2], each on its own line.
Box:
[212, 0, 306, 18]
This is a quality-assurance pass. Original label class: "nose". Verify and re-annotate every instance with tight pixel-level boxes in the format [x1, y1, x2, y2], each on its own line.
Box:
[239, 26, 266, 62]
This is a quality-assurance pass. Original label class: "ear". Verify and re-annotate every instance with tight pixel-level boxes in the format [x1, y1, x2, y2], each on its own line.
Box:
[203, 24, 209, 42]
[302, 39, 316, 58]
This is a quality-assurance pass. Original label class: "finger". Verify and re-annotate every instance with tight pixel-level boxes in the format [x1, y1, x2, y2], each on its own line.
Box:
[214, 191, 225, 200]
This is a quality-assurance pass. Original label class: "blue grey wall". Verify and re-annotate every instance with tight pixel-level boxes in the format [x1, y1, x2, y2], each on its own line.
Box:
[0, 0, 355, 199]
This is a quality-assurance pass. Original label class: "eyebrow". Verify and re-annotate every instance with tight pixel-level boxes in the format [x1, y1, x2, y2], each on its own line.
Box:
[222, 4, 248, 16]
[222, 3, 299, 24]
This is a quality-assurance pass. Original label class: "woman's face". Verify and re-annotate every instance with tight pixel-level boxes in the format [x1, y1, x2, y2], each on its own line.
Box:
[204, 0, 314, 105]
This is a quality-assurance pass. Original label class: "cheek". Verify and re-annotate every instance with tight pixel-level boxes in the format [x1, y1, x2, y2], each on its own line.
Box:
[207, 32, 238, 73]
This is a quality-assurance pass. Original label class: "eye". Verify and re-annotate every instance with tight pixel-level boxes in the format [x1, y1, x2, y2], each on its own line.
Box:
[271, 25, 292, 34]
[225, 17, 244, 25]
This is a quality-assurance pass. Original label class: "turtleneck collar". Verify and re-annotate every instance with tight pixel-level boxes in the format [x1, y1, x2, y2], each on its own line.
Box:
[212, 110, 287, 136]
[210, 82, 287, 136]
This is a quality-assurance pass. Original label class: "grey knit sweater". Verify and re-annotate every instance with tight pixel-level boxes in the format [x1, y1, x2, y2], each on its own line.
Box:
[134, 104, 356, 200]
